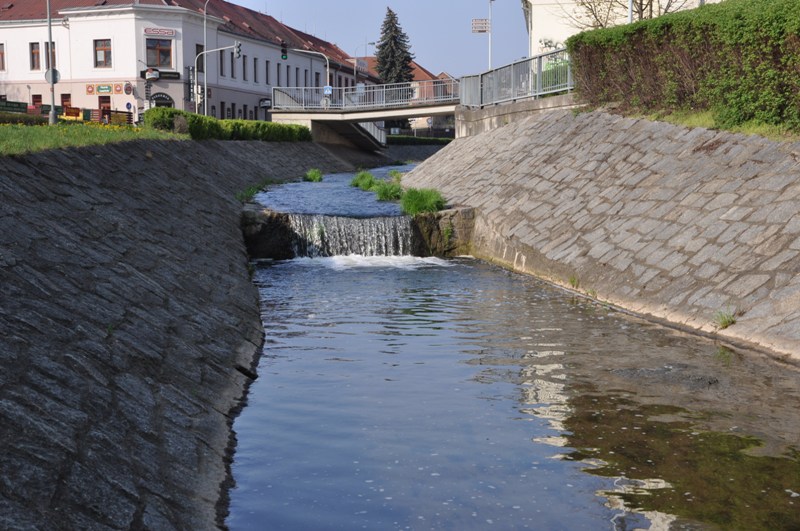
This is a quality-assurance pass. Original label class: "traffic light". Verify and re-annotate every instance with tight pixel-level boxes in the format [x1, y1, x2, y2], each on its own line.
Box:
[234, 41, 242, 59]
[281, 41, 288, 60]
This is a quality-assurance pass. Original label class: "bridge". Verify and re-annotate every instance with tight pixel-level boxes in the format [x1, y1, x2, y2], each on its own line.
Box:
[270, 48, 572, 150]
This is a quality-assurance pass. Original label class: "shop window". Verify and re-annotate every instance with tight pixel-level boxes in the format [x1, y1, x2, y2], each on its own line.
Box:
[146, 38, 172, 68]
[30, 42, 41, 70]
[45, 41, 56, 69]
[94, 39, 112, 68]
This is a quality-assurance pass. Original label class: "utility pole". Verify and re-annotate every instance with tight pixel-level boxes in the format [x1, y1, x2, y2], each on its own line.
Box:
[46, 0, 56, 125]
[489, 0, 495, 69]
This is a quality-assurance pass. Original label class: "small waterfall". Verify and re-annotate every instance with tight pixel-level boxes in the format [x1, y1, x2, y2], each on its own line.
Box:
[288, 214, 416, 257]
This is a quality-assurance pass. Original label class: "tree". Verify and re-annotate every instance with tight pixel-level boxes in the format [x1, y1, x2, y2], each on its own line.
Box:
[566, 0, 692, 30]
[375, 7, 414, 84]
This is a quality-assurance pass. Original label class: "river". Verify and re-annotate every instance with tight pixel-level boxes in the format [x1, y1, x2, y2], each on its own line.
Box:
[226, 167, 800, 530]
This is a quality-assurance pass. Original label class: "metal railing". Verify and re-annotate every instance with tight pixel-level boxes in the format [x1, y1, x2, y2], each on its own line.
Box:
[272, 78, 460, 112]
[460, 48, 572, 108]
[357, 121, 387, 145]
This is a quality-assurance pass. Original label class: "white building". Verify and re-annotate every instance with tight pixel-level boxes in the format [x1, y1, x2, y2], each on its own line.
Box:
[0, 0, 366, 123]
[521, 0, 721, 57]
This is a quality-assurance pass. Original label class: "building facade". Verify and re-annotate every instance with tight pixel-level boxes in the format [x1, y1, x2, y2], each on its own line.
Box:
[0, 0, 372, 123]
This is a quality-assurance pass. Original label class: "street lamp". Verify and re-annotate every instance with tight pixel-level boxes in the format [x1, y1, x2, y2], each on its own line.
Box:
[46, 0, 56, 125]
[203, 0, 210, 115]
[489, 0, 495, 70]
[353, 40, 375, 85]
[292, 48, 329, 88]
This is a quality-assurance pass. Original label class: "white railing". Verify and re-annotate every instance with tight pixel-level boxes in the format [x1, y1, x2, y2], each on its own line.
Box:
[460, 48, 572, 108]
[273, 78, 460, 112]
[357, 122, 387, 145]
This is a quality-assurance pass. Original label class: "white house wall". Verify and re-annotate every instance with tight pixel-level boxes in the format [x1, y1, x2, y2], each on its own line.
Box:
[0, 3, 344, 123]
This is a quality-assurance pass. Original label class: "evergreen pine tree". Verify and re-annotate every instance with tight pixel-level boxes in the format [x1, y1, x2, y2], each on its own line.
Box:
[375, 8, 414, 84]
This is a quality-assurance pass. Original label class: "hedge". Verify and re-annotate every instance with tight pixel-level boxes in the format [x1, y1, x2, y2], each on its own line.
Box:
[0, 111, 48, 125]
[143, 108, 312, 141]
[566, 0, 800, 128]
[387, 135, 452, 146]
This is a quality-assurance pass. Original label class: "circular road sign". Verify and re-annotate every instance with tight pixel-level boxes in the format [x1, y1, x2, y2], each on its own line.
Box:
[45, 68, 60, 84]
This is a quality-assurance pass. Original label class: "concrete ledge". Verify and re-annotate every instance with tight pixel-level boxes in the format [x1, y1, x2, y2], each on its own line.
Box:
[456, 93, 580, 138]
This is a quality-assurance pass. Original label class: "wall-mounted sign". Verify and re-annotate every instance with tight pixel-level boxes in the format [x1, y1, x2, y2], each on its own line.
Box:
[113, 83, 123, 94]
[158, 71, 181, 80]
[124, 82, 133, 95]
[144, 27, 176, 37]
[86, 84, 95, 95]
[472, 18, 490, 33]
[259, 97, 272, 109]
[96, 84, 113, 94]
[144, 68, 160, 81]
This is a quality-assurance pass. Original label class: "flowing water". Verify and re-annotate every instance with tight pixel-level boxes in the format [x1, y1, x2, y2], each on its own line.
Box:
[227, 168, 800, 530]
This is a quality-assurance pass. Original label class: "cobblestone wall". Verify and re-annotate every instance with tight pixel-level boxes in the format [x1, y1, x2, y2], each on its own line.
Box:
[404, 110, 800, 358]
[0, 140, 358, 529]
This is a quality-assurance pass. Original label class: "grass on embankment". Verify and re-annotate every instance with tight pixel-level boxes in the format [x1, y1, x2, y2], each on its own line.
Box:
[643, 109, 800, 142]
[0, 122, 186, 156]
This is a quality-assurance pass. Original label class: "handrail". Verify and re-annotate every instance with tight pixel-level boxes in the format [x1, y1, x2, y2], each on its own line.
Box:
[272, 78, 460, 112]
[460, 48, 572, 108]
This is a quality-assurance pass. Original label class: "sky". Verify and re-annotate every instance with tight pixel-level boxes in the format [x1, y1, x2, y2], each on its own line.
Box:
[231, 0, 531, 78]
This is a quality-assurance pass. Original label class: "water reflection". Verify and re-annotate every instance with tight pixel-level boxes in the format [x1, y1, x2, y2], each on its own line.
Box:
[229, 256, 800, 530]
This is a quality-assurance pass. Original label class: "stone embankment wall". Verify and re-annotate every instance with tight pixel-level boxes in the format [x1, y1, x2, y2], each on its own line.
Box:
[0, 140, 364, 529]
[404, 110, 800, 358]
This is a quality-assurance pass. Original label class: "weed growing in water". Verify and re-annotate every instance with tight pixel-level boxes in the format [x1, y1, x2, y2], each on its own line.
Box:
[304, 168, 323, 182]
[351, 170, 376, 191]
[373, 180, 403, 201]
[400, 188, 445, 215]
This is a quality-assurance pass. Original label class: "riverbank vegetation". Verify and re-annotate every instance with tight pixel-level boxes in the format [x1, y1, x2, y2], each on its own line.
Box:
[568, 0, 800, 132]
[0, 122, 183, 157]
[350, 169, 444, 214]
[144, 108, 311, 141]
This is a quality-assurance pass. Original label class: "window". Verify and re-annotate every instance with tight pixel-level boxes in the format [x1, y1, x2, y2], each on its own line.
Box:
[253, 57, 258, 83]
[0, 43, 5, 71]
[60, 94, 71, 107]
[94, 39, 112, 68]
[242, 55, 247, 81]
[265, 60, 270, 84]
[30, 42, 41, 70]
[230, 103, 236, 118]
[230, 51, 235, 79]
[304, 69, 308, 87]
[286, 65, 290, 86]
[315, 72, 320, 87]
[146, 38, 172, 68]
[219, 50, 225, 76]
[277, 63, 281, 86]
[243, 104, 248, 119]
[196, 44, 204, 73]
[295, 67, 300, 87]
[32, 94, 42, 106]
[45, 41, 56, 69]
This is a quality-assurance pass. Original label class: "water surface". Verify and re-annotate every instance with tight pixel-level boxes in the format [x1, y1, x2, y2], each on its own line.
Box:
[228, 255, 800, 530]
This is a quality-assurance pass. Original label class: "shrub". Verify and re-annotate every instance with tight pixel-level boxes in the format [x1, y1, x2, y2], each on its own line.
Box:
[400, 188, 446, 215]
[351, 170, 376, 191]
[373, 179, 403, 201]
[305, 168, 323, 182]
[387, 135, 452, 145]
[0, 112, 47, 125]
[567, 0, 800, 129]
[143, 108, 311, 141]
[143, 107, 186, 131]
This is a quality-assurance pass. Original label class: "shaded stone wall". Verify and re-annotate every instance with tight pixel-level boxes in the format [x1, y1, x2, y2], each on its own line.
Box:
[0, 140, 358, 529]
[404, 110, 800, 358]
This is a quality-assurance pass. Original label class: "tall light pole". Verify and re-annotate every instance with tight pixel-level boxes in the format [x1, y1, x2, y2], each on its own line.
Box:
[489, 0, 495, 70]
[203, 0, 210, 115]
[46, 0, 56, 125]
[292, 49, 329, 88]
[353, 40, 375, 85]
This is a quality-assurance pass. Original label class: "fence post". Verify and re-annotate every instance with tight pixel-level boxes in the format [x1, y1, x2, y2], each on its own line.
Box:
[536, 55, 542, 97]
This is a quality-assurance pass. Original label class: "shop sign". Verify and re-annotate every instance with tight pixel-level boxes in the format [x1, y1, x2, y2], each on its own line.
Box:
[124, 82, 133, 95]
[144, 27, 176, 37]
[113, 84, 123, 94]
[96, 84, 113, 94]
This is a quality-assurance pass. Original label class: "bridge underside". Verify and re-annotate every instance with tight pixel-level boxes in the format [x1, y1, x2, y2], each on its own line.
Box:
[272, 104, 458, 152]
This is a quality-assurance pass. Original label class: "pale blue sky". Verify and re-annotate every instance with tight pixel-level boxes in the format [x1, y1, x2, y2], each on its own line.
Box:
[232, 0, 531, 77]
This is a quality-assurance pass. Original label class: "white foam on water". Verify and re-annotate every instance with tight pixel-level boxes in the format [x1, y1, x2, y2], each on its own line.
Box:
[290, 255, 452, 271]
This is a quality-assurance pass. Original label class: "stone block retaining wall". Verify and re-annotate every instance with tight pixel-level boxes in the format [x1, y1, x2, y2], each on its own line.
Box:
[0, 140, 361, 529]
[404, 110, 800, 358]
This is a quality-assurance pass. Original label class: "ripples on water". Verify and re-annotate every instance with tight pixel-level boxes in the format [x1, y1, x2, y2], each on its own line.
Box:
[228, 255, 800, 530]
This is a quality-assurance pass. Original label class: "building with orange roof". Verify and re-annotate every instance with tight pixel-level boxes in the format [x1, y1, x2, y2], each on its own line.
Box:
[0, 0, 373, 122]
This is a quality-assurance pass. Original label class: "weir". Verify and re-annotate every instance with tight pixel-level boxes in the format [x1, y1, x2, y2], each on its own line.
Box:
[287, 213, 417, 257]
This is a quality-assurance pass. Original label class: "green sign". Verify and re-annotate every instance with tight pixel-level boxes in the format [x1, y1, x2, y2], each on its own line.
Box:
[96, 84, 113, 94]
